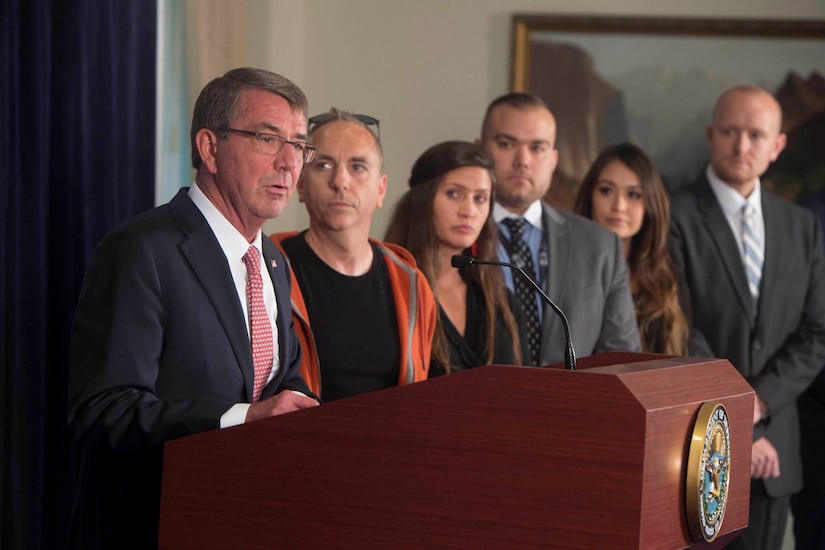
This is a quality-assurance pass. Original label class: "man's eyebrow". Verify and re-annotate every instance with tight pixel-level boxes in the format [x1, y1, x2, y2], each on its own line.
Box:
[259, 123, 308, 142]
[493, 133, 550, 146]
[258, 123, 282, 134]
[308, 153, 376, 164]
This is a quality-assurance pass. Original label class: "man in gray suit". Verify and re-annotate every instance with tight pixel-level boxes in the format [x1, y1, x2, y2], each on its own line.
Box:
[478, 93, 640, 366]
[669, 85, 825, 550]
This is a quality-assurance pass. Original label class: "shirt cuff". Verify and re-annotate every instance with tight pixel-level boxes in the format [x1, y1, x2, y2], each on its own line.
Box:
[220, 403, 251, 429]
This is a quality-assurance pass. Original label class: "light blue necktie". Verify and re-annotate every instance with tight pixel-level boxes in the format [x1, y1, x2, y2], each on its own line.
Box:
[741, 203, 763, 309]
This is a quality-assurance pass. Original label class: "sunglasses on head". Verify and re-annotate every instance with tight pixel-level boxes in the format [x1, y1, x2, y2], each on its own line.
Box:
[308, 113, 380, 142]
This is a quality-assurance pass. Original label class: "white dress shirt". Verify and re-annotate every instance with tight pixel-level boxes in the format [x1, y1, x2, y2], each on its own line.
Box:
[188, 183, 280, 427]
[706, 165, 766, 265]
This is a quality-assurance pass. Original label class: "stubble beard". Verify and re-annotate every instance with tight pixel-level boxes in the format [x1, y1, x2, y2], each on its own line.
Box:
[497, 175, 544, 214]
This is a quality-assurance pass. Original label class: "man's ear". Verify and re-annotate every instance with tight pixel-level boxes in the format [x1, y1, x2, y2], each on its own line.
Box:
[195, 129, 219, 174]
[705, 124, 715, 147]
[296, 174, 306, 203]
[770, 133, 787, 162]
[375, 173, 388, 209]
[544, 148, 559, 177]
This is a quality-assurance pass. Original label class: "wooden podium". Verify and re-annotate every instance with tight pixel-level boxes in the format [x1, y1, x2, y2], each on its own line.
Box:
[159, 353, 753, 549]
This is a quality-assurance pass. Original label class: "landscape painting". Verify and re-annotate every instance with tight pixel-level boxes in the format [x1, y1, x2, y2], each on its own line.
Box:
[511, 15, 825, 211]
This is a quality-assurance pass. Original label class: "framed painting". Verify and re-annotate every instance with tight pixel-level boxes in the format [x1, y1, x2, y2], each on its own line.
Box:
[510, 14, 825, 210]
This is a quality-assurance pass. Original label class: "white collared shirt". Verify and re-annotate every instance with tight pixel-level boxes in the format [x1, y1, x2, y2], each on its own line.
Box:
[188, 184, 280, 426]
[706, 165, 765, 265]
[493, 200, 543, 230]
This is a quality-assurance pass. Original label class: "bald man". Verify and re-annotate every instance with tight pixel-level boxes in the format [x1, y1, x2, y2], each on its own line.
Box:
[270, 108, 436, 402]
[669, 85, 825, 550]
[478, 93, 640, 367]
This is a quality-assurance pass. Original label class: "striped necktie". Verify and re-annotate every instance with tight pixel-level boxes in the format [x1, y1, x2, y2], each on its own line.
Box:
[741, 203, 763, 310]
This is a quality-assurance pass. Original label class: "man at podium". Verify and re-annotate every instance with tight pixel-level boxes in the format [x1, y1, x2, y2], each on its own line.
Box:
[66, 68, 319, 549]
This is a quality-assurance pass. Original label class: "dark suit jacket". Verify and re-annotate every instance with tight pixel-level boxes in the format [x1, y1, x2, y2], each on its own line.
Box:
[67, 188, 311, 549]
[798, 366, 825, 493]
[535, 203, 641, 366]
[669, 176, 825, 496]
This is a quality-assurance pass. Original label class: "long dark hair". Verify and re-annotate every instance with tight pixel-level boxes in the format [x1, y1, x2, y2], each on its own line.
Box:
[385, 140, 522, 370]
[574, 143, 688, 355]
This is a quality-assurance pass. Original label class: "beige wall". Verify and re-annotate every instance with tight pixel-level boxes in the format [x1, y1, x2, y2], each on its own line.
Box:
[253, 0, 825, 238]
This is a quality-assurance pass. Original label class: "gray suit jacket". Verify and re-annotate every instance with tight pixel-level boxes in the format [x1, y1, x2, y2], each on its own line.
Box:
[669, 176, 825, 496]
[516, 203, 640, 366]
[67, 188, 312, 548]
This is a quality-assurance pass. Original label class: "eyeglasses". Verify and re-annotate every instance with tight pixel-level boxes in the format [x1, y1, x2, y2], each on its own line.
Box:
[308, 114, 380, 142]
[216, 128, 317, 163]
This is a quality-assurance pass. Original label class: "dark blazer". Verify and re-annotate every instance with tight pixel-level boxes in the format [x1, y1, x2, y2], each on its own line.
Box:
[669, 175, 825, 496]
[67, 188, 311, 549]
[535, 202, 641, 366]
[798, 366, 825, 493]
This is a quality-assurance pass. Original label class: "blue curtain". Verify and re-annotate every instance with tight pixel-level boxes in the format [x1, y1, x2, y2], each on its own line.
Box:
[1, 1, 156, 548]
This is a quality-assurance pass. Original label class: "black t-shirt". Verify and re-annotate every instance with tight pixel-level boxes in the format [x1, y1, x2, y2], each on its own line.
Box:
[282, 232, 400, 401]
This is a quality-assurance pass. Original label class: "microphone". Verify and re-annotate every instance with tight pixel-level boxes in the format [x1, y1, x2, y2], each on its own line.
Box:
[451, 254, 576, 370]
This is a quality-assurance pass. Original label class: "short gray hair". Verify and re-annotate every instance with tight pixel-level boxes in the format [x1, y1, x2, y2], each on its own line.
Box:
[190, 67, 308, 169]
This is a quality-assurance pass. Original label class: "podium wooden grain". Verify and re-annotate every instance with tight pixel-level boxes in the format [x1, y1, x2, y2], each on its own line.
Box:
[159, 352, 753, 549]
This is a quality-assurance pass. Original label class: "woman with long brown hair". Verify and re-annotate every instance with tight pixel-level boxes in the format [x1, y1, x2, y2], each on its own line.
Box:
[386, 141, 525, 375]
[574, 143, 703, 355]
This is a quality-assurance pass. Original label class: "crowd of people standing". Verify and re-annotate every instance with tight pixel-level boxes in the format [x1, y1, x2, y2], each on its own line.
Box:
[66, 68, 825, 550]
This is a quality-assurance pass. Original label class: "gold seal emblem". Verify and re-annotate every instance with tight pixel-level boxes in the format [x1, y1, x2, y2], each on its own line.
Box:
[686, 402, 731, 542]
[685, 403, 730, 542]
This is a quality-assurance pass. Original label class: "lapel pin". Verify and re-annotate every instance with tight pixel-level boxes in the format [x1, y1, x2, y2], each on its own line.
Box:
[271, 259, 277, 269]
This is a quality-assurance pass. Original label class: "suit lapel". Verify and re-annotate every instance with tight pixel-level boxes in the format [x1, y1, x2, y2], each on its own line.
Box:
[696, 178, 754, 320]
[170, 190, 255, 399]
[538, 204, 567, 353]
[260, 239, 288, 399]
[758, 195, 781, 322]
[540, 203, 568, 303]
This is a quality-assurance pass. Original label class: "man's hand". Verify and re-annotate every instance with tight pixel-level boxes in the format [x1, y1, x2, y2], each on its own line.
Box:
[751, 437, 781, 479]
[245, 391, 319, 423]
[753, 395, 769, 425]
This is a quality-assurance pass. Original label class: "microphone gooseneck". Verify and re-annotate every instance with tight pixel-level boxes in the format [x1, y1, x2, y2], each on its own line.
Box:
[452, 254, 576, 370]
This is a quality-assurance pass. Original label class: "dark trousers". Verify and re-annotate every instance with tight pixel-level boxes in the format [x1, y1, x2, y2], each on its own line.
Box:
[791, 491, 825, 550]
[726, 480, 789, 550]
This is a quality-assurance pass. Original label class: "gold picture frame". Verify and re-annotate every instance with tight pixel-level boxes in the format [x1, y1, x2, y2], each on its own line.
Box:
[510, 14, 825, 209]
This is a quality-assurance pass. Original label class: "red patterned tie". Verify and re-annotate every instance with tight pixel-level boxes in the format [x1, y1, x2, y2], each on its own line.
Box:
[243, 246, 274, 401]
